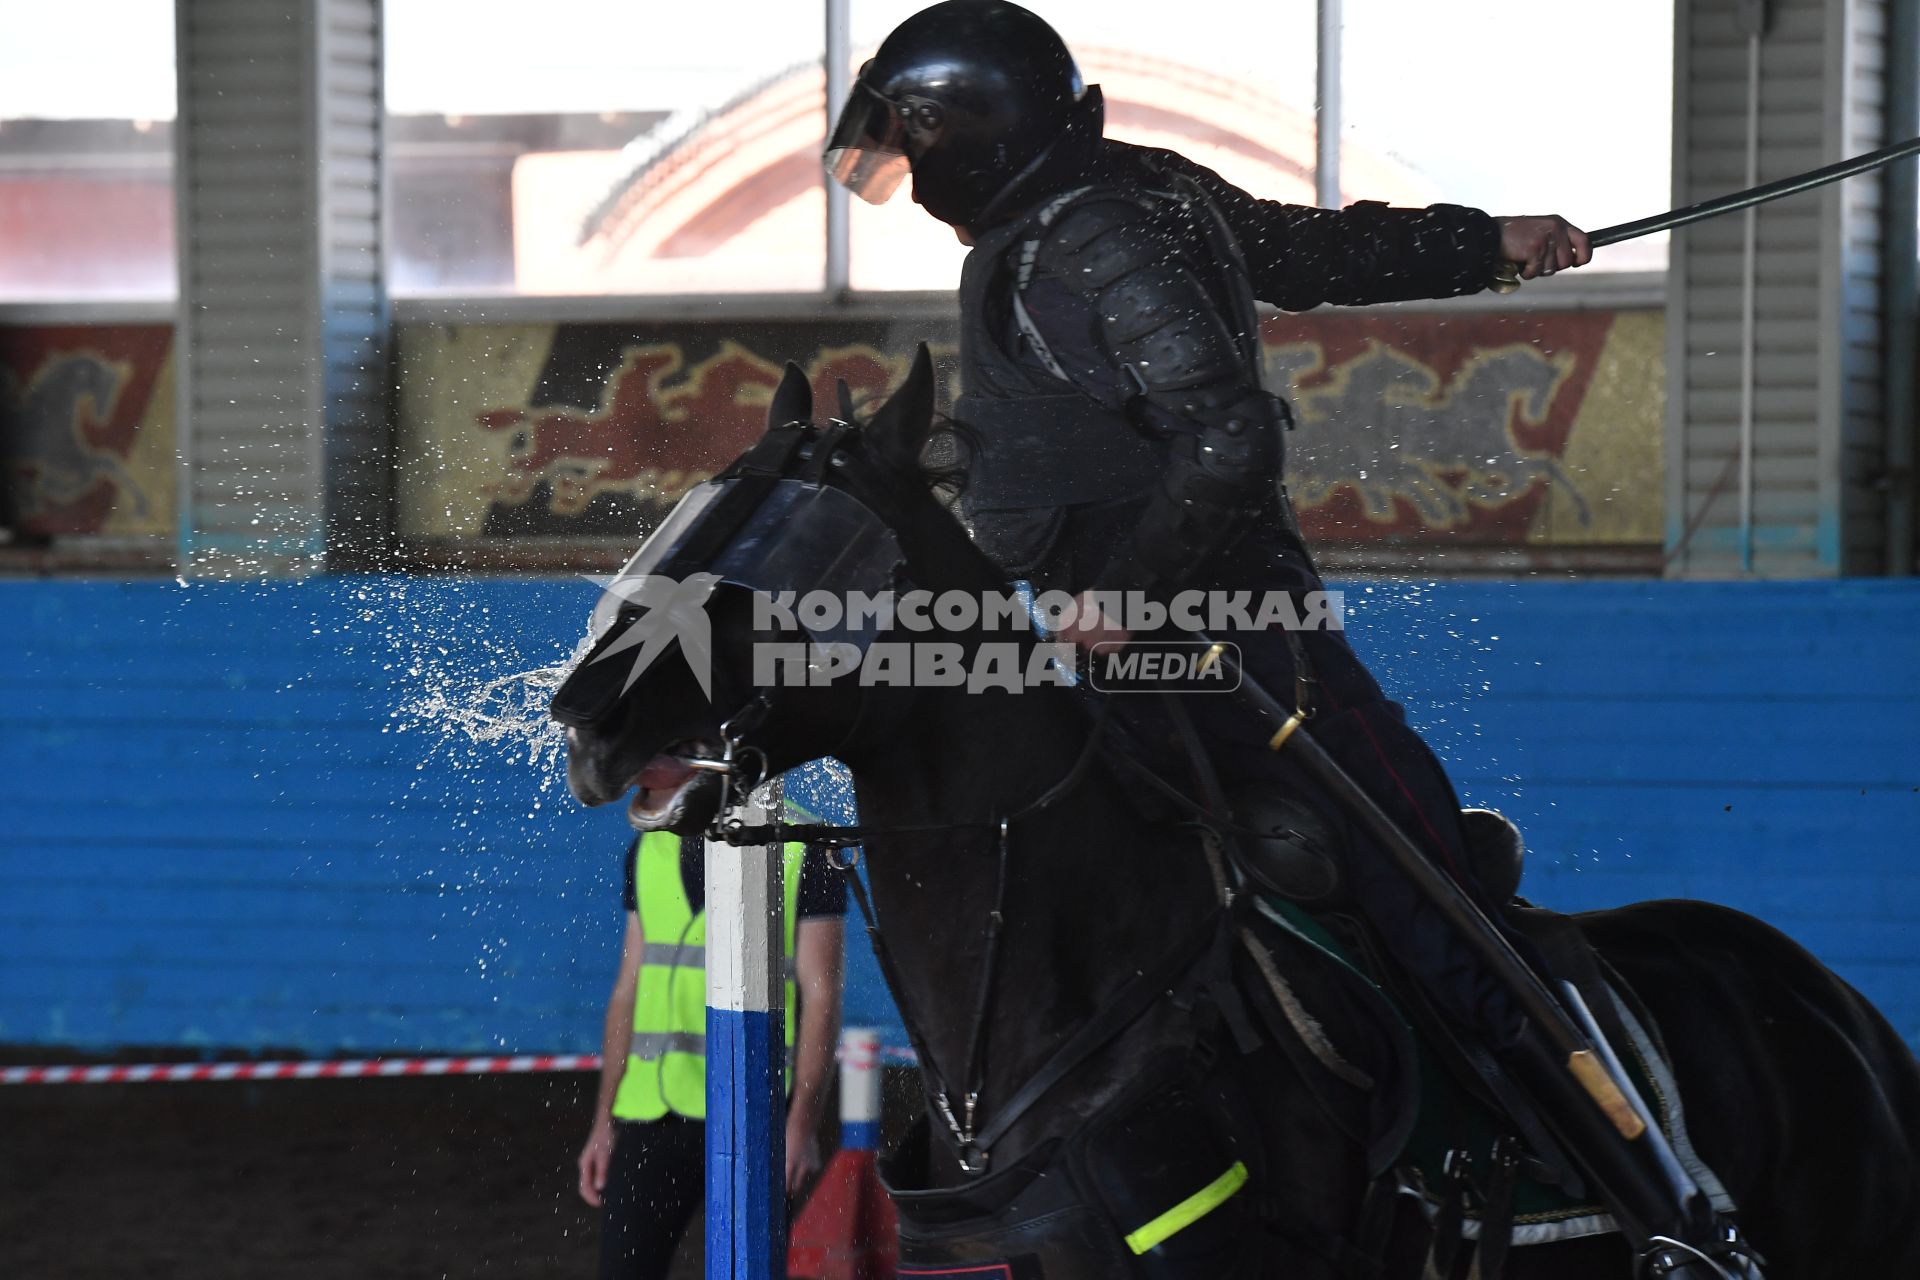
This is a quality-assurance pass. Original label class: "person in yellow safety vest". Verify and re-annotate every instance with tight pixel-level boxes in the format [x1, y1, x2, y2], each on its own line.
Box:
[576, 812, 846, 1280]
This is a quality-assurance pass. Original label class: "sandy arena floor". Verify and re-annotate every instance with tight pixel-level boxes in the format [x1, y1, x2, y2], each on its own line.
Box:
[0, 1067, 670, 1279]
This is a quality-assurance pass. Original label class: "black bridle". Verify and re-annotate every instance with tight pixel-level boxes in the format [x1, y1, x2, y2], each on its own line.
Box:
[662, 421, 1230, 1174]
[703, 680, 1129, 1173]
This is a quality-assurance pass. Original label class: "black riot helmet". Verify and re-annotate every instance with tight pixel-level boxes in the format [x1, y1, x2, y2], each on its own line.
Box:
[826, 0, 1094, 229]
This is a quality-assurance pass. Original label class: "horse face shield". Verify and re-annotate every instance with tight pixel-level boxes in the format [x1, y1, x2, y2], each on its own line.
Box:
[551, 475, 907, 729]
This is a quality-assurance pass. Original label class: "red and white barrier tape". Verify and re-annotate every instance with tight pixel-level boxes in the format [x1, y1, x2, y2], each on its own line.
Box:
[2, 1044, 917, 1086]
[1, 1054, 602, 1086]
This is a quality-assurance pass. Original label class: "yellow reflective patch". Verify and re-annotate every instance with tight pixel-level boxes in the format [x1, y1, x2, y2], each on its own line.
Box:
[1122, 1160, 1250, 1256]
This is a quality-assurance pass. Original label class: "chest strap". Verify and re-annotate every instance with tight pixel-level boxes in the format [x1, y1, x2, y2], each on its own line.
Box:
[967, 909, 1226, 1158]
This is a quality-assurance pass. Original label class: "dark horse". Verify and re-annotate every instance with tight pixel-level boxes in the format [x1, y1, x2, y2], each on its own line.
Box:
[559, 352, 1920, 1277]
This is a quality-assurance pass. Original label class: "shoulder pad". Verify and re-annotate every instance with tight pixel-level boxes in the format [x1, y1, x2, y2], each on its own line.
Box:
[1036, 192, 1184, 292]
[1045, 192, 1157, 250]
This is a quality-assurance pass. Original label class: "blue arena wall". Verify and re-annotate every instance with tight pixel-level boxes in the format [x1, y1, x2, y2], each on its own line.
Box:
[2, 577, 1917, 1056]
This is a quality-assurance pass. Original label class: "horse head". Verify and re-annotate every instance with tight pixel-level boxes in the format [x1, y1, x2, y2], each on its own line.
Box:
[551, 344, 987, 832]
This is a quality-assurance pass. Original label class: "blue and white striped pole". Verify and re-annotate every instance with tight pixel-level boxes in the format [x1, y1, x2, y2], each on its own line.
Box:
[706, 778, 786, 1280]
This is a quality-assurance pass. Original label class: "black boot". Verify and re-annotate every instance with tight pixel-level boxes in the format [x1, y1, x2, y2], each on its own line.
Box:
[1497, 1002, 1763, 1278]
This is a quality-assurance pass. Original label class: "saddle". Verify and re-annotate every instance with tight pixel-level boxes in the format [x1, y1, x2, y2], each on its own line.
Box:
[1238, 877, 1737, 1275]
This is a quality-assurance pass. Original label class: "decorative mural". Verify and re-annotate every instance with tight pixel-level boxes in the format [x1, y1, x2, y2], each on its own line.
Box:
[396, 321, 928, 540]
[1271, 310, 1663, 547]
[398, 310, 1663, 552]
[0, 325, 176, 539]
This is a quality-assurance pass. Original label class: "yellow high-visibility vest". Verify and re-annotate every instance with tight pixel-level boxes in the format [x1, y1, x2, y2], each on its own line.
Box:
[612, 829, 804, 1122]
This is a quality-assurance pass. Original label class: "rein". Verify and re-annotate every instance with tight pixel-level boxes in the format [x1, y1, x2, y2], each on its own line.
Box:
[710, 687, 1244, 1174]
[704, 688, 1245, 1175]
[707, 694, 1121, 1173]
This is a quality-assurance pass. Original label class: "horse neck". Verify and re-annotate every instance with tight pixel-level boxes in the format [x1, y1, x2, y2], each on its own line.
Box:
[841, 674, 1218, 1161]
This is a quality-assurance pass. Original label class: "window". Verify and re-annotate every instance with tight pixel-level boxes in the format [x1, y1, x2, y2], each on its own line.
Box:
[379, 0, 1673, 300]
[1340, 0, 1673, 271]
[385, 0, 826, 296]
[0, 1, 177, 302]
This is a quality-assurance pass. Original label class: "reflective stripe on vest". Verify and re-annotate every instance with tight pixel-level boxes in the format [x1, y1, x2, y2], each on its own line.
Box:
[640, 942, 797, 981]
[612, 827, 805, 1122]
[628, 1030, 706, 1058]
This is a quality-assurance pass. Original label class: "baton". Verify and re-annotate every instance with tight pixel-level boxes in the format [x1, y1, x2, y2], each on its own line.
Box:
[1190, 632, 1647, 1139]
[1490, 134, 1920, 292]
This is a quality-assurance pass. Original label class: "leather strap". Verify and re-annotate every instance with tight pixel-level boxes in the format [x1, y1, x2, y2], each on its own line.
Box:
[971, 911, 1224, 1155]
[1427, 1150, 1470, 1280]
[1476, 1137, 1520, 1280]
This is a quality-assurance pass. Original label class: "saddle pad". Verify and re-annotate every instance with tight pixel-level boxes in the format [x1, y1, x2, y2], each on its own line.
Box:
[1254, 897, 1731, 1246]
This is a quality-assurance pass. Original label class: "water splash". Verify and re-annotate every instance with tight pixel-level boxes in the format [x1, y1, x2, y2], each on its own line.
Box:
[393, 628, 594, 783]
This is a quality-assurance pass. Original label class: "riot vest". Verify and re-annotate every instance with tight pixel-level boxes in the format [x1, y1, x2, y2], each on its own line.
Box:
[954, 154, 1271, 517]
[612, 830, 804, 1122]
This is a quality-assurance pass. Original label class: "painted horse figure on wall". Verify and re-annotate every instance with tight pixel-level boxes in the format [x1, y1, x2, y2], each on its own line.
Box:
[552, 352, 1920, 1278]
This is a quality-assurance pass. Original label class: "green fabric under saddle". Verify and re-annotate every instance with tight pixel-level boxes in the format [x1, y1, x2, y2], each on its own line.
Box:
[1257, 896, 1674, 1241]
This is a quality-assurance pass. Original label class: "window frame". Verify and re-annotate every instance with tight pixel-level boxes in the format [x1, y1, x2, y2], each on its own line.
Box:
[374, 0, 1670, 321]
[0, 0, 1674, 323]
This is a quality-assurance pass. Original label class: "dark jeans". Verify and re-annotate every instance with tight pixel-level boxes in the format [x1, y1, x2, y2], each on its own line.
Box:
[600, 1115, 703, 1280]
[972, 493, 1523, 1041]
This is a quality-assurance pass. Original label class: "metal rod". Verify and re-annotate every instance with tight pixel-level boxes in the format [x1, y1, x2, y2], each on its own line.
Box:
[1315, 0, 1342, 209]
[1194, 637, 1585, 1061]
[1492, 133, 1920, 294]
[1195, 638, 1659, 1142]
[824, 0, 852, 298]
[1590, 134, 1920, 249]
[1739, 33, 1761, 573]
[1885, 0, 1920, 576]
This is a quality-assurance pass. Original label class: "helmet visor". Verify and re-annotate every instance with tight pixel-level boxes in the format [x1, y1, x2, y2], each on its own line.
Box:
[825, 78, 911, 204]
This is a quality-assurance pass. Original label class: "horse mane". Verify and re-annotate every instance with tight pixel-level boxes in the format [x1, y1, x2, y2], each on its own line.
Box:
[838, 409, 1012, 599]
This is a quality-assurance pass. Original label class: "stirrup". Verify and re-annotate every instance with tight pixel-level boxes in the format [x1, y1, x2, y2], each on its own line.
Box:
[1637, 1223, 1765, 1278]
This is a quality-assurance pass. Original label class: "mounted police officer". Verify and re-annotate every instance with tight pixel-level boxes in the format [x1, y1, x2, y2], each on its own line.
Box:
[827, 4, 1759, 1276]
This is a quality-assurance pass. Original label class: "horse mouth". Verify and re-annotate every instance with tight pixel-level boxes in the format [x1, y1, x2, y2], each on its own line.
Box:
[626, 741, 722, 832]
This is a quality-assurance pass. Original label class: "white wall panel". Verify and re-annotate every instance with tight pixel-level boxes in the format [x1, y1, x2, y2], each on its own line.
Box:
[175, 0, 387, 576]
[1668, 0, 1891, 576]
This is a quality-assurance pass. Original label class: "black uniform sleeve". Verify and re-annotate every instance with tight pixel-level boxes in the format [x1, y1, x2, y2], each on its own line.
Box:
[1024, 195, 1284, 598]
[1138, 145, 1501, 310]
[796, 846, 847, 919]
[620, 836, 639, 913]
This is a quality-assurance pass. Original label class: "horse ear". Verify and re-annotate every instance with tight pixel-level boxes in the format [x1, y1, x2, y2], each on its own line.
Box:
[865, 345, 936, 470]
[768, 361, 812, 429]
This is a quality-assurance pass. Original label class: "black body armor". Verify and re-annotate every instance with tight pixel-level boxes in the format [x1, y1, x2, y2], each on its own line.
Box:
[954, 150, 1294, 599]
[949, 138, 1504, 599]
